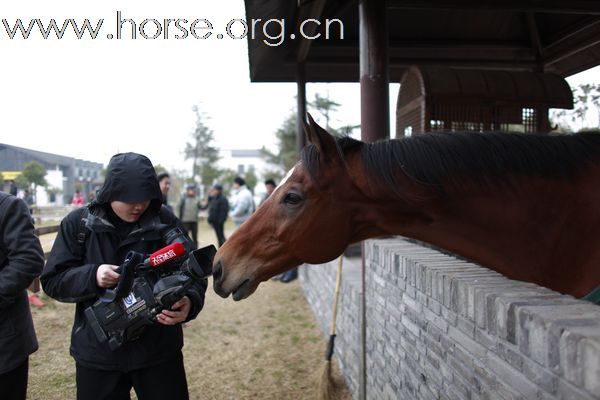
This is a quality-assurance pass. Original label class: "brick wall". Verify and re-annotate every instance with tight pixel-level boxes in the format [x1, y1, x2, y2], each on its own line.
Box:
[299, 237, 600, 400]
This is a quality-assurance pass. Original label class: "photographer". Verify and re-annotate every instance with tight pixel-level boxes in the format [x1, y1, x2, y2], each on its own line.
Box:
[0, 192, 45, 400]
[41, 153, 206, 400]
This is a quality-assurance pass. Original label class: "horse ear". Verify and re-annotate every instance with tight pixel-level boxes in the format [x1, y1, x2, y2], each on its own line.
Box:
[304, 113, 338, 160]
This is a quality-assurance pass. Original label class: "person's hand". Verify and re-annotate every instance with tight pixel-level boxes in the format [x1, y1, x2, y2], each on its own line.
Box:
[96, 264, 120, 288]
[156, 296, 191, 325]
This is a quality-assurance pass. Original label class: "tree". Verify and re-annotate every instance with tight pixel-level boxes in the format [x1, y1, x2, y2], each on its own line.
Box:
[20, 161, 47, 202]
[309, 92, 341, 132]
[184, 106, 222, 194]
[260, 111, 298, 178]
[14, 174, 29, 191]
[551, 83, 600, 132]
[153, 164, 168, 175]
[244, 169, 258, 192]
[0, 173, 4, 190]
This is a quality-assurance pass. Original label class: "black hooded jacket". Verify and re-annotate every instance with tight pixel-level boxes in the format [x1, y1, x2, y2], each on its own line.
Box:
[41, 153, 206, 371]
[0, 192, 45, 374]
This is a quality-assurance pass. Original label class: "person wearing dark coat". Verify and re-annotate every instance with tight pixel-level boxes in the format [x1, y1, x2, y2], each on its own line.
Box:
[41, 153, 205, 400]
[206, 184, 229, 247]
[0, 192, 45, 400]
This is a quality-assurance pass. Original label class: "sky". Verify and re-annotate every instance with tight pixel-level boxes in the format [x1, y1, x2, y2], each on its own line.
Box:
[0, 1, 598, 172]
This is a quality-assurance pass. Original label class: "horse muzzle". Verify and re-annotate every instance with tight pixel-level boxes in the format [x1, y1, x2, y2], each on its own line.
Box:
[212, 260, 257, 301]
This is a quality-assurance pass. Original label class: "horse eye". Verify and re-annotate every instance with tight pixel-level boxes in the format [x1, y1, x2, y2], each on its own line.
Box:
[283, 193, 303, 205]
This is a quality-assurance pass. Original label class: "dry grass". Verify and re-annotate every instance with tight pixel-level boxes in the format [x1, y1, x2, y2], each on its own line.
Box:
[28, 220, 351, 400]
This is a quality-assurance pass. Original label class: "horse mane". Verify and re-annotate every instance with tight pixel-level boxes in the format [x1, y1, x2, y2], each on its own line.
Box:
[301, 131, 600, 198]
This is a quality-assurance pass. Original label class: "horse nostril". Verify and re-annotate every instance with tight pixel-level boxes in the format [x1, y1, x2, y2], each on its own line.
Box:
[212, 260, 223, 283]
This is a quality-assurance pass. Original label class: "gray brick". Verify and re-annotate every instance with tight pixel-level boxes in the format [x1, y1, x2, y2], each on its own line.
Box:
[494, 294, 576, 344]
[495, 341, 525, 371]
[423, 304, 450, 334]
[521, 356, 558, 394]
[557, 378, 598, 400]
[422, 354, 444, 390]
[457, 314, 476, 338]
[447, 352, 474, 386]
[447, 324, 487, 361]
[581, 337, 600, 396]
[472, 361, 497, 392]
[424, 334, 445, 359]
[516, 303, 598, 367]
[444, 379, 470, 400]
[427, 297, 443, 316]
[419, 381, 440, 400]
[486, 351, 541, 399]
[474, 329, 499, 353]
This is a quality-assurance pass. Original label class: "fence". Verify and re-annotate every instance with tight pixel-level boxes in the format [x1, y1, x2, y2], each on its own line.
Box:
[300, 237, 600, 400]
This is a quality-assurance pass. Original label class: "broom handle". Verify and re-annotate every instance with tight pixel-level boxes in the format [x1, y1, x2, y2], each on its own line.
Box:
[329, 256, 343, 336]
[325, 256, 343, 361]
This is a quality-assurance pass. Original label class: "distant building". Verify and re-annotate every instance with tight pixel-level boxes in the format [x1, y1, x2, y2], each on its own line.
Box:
[0, 143, 103, 205]
[218, 149, 270, 178]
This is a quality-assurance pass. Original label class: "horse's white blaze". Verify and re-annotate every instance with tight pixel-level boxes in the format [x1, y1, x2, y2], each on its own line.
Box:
[272, 165, 297, 195]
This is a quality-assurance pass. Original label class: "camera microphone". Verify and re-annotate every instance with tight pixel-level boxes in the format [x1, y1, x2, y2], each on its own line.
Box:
[143, 242, 186, 268]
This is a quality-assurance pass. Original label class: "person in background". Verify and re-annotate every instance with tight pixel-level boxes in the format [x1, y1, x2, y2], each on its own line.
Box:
[157, 172, 173, 212]
[206, 184, 229, 247]
[229, 177, 254, 228]
[72, 190, 85, 207]
[9, 180, 18, 196]
[41, 153, 205, 400]
[260, 179, 277, 206]
[0, 191, 45, 400]
[23, 190, 34, 215]
[179, 184, 200, 246]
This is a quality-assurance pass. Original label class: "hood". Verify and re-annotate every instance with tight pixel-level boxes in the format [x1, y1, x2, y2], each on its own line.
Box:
[95, 152, 162, 210]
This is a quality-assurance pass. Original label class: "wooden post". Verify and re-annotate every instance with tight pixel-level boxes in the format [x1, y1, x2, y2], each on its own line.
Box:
[360, 0, 390, 142]
[297, 62, 307, 153]
[359, 1, 390, 399]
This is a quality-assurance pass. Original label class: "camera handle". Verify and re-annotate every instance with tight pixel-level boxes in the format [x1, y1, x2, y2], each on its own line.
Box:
[98, 251, 144, 303]
[150, 276, 196, 319]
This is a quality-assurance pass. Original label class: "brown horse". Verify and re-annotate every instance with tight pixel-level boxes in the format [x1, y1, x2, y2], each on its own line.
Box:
[213, 115, 600, 301]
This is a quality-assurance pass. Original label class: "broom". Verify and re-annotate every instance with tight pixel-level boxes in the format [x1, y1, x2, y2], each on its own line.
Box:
[318, 256, 345, 400]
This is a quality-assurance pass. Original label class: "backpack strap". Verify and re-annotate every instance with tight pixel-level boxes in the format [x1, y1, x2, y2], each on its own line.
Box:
[75, 208, 90, 256]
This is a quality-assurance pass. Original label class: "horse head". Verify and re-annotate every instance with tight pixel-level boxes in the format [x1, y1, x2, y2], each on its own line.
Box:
[212, 115, 360, 300]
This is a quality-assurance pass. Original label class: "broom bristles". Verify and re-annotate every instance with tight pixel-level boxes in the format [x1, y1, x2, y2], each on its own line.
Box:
[318, 359, 345, 400]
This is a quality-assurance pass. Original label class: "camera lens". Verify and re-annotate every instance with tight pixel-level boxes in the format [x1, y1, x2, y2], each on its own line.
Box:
[183, 245, 216, 279]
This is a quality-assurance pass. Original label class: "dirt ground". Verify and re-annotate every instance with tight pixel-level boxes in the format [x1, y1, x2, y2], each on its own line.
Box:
[28, 221, 351, 400]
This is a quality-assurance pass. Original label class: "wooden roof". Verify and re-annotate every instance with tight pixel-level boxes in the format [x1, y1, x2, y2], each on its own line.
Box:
[244, 0, 600, 82]
[399, 66, 574, 109]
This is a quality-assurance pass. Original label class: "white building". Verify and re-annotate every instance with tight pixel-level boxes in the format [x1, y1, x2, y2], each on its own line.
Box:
[217, 149, 271, 178]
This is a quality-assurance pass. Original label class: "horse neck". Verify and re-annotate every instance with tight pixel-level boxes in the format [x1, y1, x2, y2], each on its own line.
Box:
[348, 168, 584, 294]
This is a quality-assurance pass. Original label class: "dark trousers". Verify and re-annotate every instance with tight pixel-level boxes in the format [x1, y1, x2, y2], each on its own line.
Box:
[211, 222, 226, 247]
[76, 354, 189, 400]
[181, 222, 198, 246]
[0, 358, 28, 400]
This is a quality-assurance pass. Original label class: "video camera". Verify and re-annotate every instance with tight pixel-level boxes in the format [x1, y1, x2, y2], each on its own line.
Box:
[84, 229, 215, 350]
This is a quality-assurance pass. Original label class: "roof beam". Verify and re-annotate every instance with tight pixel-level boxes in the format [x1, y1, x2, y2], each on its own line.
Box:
[526, 13, 543, 61]
[543, 17, 600, 65]
[306, 40, 535, 58]
[295, 55, 538, 69]
[295, 0, 327, 62]
[387, 1, 600, 14]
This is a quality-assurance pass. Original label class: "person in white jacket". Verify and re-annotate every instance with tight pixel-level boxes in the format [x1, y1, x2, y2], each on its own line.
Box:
[229, 177, 254, 227]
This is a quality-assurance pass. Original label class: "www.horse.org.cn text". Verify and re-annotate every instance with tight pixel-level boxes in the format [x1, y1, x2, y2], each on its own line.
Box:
[0, 11, 345, 46]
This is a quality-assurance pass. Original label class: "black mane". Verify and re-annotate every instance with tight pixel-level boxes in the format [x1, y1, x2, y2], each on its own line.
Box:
[301, 131, 600, 196]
